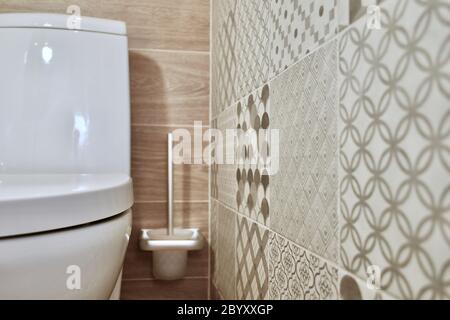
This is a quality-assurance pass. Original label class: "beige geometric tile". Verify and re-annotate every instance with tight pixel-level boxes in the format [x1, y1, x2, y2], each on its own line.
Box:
[339, 0, 450, 299]
[270, 0, 340, 78]
[269, 233, 339, 300]
[212, 0, 271, 117]
[210, 118, 219, 200]
[210, 199, 219, 288]
[211, 0, 239, 118]
[216, 203, 236, 300]
[271, 40, 339, 262]
[236, 216, 269, 300]
[236, 0, 271, 99]
[212, 105, 239, 210]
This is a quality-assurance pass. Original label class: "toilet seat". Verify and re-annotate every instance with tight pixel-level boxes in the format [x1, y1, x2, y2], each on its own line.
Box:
[0, 174, 133, 238]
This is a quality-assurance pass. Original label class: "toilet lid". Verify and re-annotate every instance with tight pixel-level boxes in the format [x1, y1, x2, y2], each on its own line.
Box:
[0, 174, 133, 237]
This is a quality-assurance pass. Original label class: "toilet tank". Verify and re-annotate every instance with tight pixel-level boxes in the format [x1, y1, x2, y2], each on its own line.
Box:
[0, 13, 130, 175]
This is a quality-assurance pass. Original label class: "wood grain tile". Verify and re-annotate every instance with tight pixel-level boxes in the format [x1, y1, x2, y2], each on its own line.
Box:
[121, 278, 208, 300]
[130, 50, 209, 126]
[0, 0, 211, 300]
[0, 0, 210, 51]
[132, 125, 209, 202]
[123, 202, 209, 280]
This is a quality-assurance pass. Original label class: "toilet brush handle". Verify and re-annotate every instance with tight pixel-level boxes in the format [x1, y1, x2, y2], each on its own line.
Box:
[167, 133, 174, 236]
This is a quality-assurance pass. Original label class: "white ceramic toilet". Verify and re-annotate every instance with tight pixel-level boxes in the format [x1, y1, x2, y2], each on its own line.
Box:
[0, 13, 133, 299]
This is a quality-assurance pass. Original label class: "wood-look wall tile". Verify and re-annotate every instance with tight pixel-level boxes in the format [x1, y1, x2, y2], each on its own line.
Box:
[1, 0, 211, 301]
[121, 278, 208, 300]
[0, 0, 210, 51]
[130, 50, 209, 126]
[131, 125, 209, 202]
[123, 202, 209, 280]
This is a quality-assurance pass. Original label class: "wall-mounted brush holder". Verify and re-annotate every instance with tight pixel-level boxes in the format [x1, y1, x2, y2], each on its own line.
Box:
[139, 133, 205, 280]
[139, 228, 204, 280]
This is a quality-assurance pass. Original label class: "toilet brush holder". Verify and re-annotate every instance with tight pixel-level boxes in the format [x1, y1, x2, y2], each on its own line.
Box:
[139, 228, 205, 281]
[139, 134, 205, 280]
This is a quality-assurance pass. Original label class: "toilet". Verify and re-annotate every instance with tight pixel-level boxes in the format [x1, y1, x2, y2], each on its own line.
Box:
[0, 13, 133, 299]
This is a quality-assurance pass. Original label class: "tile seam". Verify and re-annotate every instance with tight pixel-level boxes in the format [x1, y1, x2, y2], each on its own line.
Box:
[128, 47, 210, 55]
[133, 201, 209, 206]
[122, 276, 209, 282]
[208, 0, 213, 301]
[131, 124, 211, 128]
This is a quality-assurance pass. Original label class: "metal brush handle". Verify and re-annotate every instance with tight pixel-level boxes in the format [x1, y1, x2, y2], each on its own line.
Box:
[167, 133, 174, 236]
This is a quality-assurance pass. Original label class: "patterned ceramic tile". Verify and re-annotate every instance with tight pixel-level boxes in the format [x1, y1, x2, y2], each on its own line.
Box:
[270, 0, 339, 78]
[217, 100, 238, 140]
[271, 40, 339, 262]
[210, 199, 219, 288]
[235, 0, 271, 98]
[236, 216, 269, 300]
[210, 283, 223, 300]
[211, 118, 219, 200]
[339, 0, 450, 299]
[216, 203, 236, 300]
[269, 233, 339, 300]
[212, 105, 239, 209]
[211, 0, 239, 118]
[212, 0, 272, 117]
[236, 84, 271, 226]
[216, 164, 237, 210]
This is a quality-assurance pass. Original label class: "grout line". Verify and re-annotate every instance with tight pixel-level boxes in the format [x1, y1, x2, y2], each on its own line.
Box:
[336, 29, 343, 297]
[131, 123, 211, 129]
[208, 0, 213, 300]
[122, 276, 209, 282]
[134, 200, 209, 204]
[128, 47, 210, 55]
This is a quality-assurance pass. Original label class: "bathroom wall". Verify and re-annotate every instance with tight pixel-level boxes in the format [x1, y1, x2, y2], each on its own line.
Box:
[210, 0, 449, 300]
[0, 0, 210, 300]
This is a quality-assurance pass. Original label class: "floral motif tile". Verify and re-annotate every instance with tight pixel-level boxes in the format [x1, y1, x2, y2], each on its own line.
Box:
[269, 233, 339, 300]
[271, 40, 339, 262]
[236, 216, 269, 300]
[339, 0, 450, 299]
